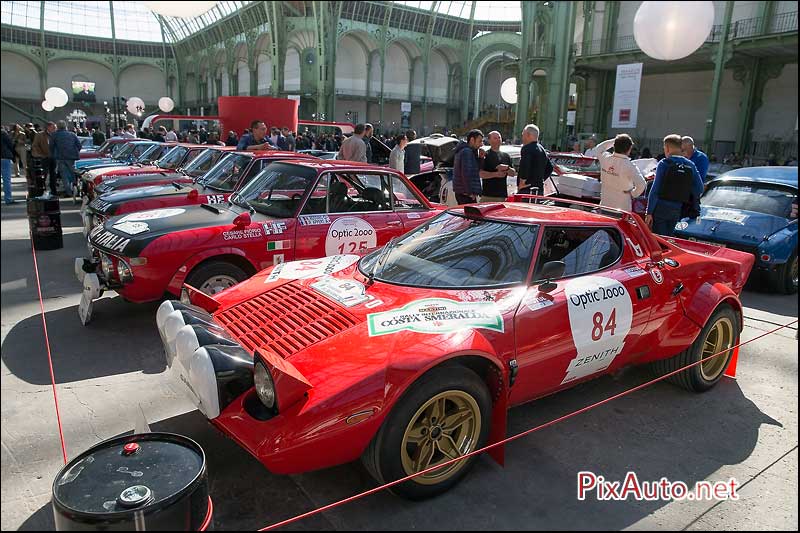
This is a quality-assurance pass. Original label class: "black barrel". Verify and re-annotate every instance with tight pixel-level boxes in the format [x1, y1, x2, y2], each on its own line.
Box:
[28, 197, 63, 250]
[52, 433, 212, 531]
[404, 143, 422, 175]
[27, 155, 46, 198]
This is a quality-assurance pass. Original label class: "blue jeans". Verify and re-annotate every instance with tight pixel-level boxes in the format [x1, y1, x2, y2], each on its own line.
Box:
[1, 158, 12, 203]
[652, 202, 682, 237]
[58, 160, 77, 193]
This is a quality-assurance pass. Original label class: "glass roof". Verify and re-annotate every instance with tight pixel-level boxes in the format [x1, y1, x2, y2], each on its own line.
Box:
[393, 1, 522, 22]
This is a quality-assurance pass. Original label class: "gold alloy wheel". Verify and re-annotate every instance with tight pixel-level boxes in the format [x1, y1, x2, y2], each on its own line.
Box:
[400, 390, 481, 485]
[699, 317, 735, 381]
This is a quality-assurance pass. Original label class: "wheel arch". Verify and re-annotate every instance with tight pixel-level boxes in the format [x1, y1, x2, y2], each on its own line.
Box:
[166, 248, 258, 295]
[682, 281, 744, 334]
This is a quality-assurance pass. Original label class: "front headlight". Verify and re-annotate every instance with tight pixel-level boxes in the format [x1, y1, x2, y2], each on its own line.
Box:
[254, 362, 276, 409]
[117, 258, 133, 283]
[100, 253, 114, 279]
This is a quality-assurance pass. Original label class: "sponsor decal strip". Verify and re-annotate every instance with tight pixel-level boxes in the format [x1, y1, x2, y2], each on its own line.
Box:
[367, 298, 504, 337]
[298, 214, 331, 226]
[265, 254, 360, 283]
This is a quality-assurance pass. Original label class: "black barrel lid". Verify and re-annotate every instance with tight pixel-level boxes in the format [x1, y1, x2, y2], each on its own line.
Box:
[53, 433, 205, 516]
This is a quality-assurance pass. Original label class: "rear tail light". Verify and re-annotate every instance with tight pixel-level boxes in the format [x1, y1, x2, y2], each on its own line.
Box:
[761, 254, 771, 262]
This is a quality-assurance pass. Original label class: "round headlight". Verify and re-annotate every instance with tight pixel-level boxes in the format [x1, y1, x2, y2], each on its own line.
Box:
[254, 362, 276, 409]
[117, 258, 133, 283]
[100, 253, 114, 279]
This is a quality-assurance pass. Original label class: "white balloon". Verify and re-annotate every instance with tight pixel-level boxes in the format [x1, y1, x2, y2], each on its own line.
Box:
[44, 86, 69, 108]
[144, 1, 218, 18]
[42, 100, 55, 112]
[500, 77, 518, 104]
[126, 97, 145, 114]
[634, 1, 715, 61]
[158, 97, 175, 113]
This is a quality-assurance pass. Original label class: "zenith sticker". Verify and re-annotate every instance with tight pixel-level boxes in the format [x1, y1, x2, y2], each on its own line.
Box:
[311, 276, 370, 307]
[117, 208, 185, 223]
[263, 221, 287, 235]
[525, 294, 555, 312]
[206, 194, 225, 204]
[91, 228, 131, 253]
[562, 276, 633, 385]
[298, 214, 331, 226]
[650, 267, 664, 284]
[264, 254, 360, 283]
[325, 217, 377, 256]
[367, 298, 504, 337]
[222, 227, 263, 241]
[112, 221, 150, 235]
[623, 266, 647, 278]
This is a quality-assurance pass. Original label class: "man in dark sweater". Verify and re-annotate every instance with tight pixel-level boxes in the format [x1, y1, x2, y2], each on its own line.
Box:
[480, 130, 516, 202]
[517, 124, 553, 195]
[452, 129, 484, 205]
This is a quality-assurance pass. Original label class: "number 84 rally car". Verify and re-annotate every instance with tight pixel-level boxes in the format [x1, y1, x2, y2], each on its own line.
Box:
[156, 198, 754, 499]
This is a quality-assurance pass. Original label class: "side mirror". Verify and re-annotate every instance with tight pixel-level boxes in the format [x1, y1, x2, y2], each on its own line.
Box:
[187, 188, 199, 200]
[232, 212, 251, 227]
[537, 261, 565, 293]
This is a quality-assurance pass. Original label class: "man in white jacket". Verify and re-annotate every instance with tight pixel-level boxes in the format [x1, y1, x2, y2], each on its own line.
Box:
[594, 134, 647, 212]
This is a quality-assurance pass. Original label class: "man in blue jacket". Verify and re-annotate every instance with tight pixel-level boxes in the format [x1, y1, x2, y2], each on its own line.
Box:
[452, 129, 484, 205]
[681, 136, 710, 181]
[646, 134, 704, 237]
[50, 121, 82, 198]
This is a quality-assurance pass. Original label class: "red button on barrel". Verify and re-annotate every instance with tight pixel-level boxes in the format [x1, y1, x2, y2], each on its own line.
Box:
[122, 443, 140, 455]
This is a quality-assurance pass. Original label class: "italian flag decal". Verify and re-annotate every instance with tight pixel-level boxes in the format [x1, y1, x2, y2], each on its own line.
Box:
[267, 240, 289, 251]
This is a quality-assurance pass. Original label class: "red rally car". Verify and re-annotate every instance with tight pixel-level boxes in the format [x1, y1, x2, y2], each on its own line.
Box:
[76, 159, 441, 324]
[81, 150, 315, 236]
[156, 198, 754, 499]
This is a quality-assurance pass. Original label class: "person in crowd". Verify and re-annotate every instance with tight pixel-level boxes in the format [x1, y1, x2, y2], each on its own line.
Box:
[363, 123, 374, 163]
[92, 127, 106, 146]
[151, 126, 167, 143]
[646, 134, 704, 237]
[281, 127, 296, 151]
[784, 156, 797, 166]
[237, 120, 275, 151]
[480, 130, 516, 202]
[267, 126, 288, 150]
[198, 126, 208, 144]
[32, 122, 53, 196]
[121, 124, 137, 139]
[570, 140, 581, 153]
[12, 125, 27, 177]
[452, 129, 484, 205]
[641, 147, 652, 159]
[680, 136, 709, 181]
[25, 123, 36, 144]
[206, 132, 224, 146]
[224, 130, 238, 146]
[592, 134, 647, 211]
[389, 133, 407, 172]
[583, 136, 598, 157]
[1, 127, 16, 204]
[50, 121, 82, 198]
[741, 153, 752, 167]
[406, 129, 417, 142]
[767, 153, 778, 166]
[338, 123, 368, 162]
[517, 124, 552, 195]
[140, 127, 152, 140]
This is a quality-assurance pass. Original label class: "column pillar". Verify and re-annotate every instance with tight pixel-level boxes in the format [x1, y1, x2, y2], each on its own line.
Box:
[514, 2, 536, 138]
[460, 1, 477, 123]
[703, 0, 735, 152]
[542, 1, 576, 147]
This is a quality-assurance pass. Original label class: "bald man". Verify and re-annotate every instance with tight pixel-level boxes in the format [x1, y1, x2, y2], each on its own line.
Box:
[480, 131, 516, 202]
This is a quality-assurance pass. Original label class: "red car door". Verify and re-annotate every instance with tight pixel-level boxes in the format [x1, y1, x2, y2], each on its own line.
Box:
[387, 173, 437, 231]
[294, 171, 405, 259]
[510, 225, 653, 405]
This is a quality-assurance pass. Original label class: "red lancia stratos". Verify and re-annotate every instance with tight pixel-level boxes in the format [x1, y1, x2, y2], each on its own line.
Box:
[76, 159, 441, 324]
[81, 150, 316, 236]
[156, 198, 754, 499]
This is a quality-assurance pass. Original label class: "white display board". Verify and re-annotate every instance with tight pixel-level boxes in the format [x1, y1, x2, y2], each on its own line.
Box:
[611, 63, 643, 129]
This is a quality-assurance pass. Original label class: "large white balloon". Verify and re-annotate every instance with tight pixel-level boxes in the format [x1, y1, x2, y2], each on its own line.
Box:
[42, 100, 55, 112]
[634, 1, 715, 61]
[144, 1, 218, 18]
[500, 77, 518, 105]
[126, 97, 145, 114]
[44, 86, 69, 108]
[158, 97, 175, 113]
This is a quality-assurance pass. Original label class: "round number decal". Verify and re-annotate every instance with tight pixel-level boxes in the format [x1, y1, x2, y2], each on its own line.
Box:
[325, 217, 377, 256]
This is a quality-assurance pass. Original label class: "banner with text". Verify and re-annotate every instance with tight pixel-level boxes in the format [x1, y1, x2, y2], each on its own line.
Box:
[611, 63, 643, 129]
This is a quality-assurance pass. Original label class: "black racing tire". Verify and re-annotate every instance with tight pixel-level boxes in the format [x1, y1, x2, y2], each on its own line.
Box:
[361, 365, 491, 500]
[649, 304, 739, 392]
[769, 250, 798, 295]
[185, 260, 248, 296]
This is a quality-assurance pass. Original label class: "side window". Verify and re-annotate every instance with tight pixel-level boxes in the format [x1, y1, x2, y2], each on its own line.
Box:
[241, 160, 264, 182]
[390, 175, 426, 210]
[301, 174, 329, 215]
[534, 227, 622, 280]
[348, 174, 392, 212]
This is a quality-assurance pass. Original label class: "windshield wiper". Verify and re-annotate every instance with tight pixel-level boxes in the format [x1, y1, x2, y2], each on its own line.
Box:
[367, 237, 398, 286]
[171, 181, 185, 190]
[230, 192, 254, 213]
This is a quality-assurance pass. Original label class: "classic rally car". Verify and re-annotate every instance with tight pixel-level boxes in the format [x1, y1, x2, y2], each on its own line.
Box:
[674, 166, 798, 293]
[75, 140, 166, 174]
[81, 143, 207, 187]
[156, 197, 754, 499]
[75, 159, 441, 324]
[81, 150, 316, 236]
[79, 137, 133, 159]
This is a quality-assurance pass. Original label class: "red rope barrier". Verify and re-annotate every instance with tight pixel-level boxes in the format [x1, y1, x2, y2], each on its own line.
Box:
[258, 319, 797, 531]
[29, 234, 68, 465]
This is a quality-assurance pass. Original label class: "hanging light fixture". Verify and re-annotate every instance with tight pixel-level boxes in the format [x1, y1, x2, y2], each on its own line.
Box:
[634, 1, 715, 60]
[44, 87, 69, 108]
[500, 78, 518, 105]
[144, 1, 218, 19]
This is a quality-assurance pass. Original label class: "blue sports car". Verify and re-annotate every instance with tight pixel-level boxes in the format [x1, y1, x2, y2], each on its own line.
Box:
[674, 166, 798, 293]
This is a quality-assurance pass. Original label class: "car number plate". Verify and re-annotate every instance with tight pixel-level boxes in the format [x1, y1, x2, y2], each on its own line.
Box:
[78, 290, 94, 325]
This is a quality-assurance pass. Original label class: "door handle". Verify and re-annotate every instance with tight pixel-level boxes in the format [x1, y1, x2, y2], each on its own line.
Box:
[386, 221, 402, 226]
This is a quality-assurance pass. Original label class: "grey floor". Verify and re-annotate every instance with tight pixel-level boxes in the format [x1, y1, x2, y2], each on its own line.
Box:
[1, 175, 797, 531]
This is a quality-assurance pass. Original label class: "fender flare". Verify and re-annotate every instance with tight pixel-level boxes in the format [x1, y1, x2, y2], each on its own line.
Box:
[166, 247, 258, 295]
[683, 281, 744, 334]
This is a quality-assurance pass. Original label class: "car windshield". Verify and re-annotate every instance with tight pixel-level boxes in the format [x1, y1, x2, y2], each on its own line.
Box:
[183, 149, 226, 177]
[135, 144, 163, 163]
[155, 145, 188, 169]
[552, 155, 600, 174]
[199, 153, 253, 191]
[112, 143, 137, 159]
[702, 182, 798, 219]
[233, 162, 318, 218]
[359, 211, 538, 288]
